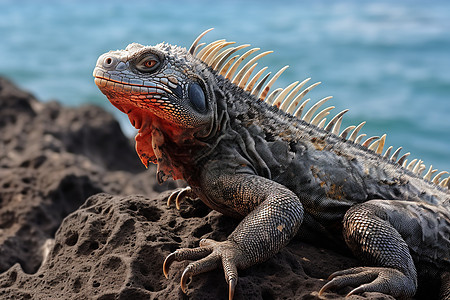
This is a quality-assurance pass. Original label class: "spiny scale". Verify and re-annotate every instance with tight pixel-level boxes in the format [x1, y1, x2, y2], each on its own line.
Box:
[188, 29, 450, 188]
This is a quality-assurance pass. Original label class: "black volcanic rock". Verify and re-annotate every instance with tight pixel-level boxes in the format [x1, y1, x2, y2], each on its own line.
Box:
[0, 77, 171, 275]
[0, 192, 378, 300]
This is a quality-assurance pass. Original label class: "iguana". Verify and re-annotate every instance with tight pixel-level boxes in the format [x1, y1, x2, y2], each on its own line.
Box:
[93, 29, 450, 299]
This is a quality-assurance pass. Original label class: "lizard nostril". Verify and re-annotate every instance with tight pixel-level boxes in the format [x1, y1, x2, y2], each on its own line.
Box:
[103, 56, 117, 68]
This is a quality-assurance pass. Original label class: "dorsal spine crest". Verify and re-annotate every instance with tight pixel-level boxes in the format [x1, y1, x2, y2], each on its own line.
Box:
[188, 29, 450, 188]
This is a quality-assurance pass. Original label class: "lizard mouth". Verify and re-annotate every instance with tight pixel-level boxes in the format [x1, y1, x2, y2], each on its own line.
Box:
[94, 74, 174, 132]
[93, 74, 174, 99]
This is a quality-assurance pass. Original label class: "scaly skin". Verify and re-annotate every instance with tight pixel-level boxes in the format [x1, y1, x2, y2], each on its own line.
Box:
[93, 30, 450, 299]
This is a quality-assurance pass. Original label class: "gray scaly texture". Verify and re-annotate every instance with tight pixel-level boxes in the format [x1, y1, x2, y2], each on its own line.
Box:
[93, 29, 450, 299]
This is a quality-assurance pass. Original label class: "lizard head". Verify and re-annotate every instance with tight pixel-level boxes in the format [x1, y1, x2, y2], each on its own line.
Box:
[93, 41, 216, 134]
[93, 37, 218, 178]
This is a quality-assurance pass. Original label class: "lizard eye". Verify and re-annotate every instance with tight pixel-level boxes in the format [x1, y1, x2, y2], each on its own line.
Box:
[136, 54, 161, 73]
[144, 60, 157, 68]
[188, 82, 206, 112]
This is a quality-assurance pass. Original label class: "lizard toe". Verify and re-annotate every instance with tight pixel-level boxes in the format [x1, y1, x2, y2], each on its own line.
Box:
[319, 267, 416, 298]
[164, 239, 245, 300]
[180, 254, 221, 292]
[163, 246, 213, 278]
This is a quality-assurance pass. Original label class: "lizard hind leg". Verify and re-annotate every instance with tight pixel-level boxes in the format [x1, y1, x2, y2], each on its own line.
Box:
[320, 200, 420, 298]
[440, 271, 450, 300]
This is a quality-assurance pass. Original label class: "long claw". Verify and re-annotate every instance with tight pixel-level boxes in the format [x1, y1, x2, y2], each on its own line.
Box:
[163, 252, 176, 278]
[175, 188, 189, 209]
[166, 186, 193, 209]
[166, 192, 177, 207]
[318, 280, 336, 296]
[347, 286, 365, 297]
[229, 277, 237, 300]
[180, 266, 193, 293]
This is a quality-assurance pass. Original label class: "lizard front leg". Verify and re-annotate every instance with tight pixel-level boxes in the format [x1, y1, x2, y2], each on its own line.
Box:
[163, 174, 304, 299]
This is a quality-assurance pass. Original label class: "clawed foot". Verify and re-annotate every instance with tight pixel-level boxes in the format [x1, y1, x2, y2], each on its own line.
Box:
[163, 239, 244, 300]
[319, 267, 416, 298]
[166, 186, 194, 209]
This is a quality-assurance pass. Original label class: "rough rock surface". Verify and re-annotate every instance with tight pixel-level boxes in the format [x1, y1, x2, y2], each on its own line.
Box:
[0, 77, 173, 276]
[0, 77, 433, 299]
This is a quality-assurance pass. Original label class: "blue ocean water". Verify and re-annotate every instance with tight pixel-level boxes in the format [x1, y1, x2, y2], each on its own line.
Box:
[1, 0, 449, 173]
